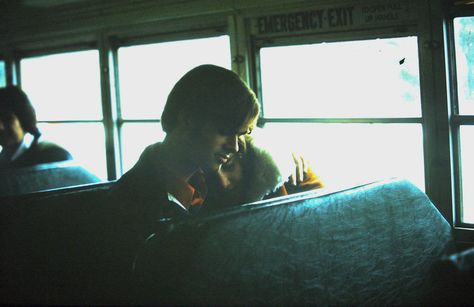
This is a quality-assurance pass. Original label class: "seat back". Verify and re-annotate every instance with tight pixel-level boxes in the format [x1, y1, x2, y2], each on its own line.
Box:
[135, 179, 454, 306]
[0, 161, 102, 197]
[0, 181, 113, 305]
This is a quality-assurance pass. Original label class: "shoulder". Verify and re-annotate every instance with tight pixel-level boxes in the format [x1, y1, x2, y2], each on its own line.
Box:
[109, 143, 178, 223]
[121, 142, 162, 180]
[114, 142, 164, 194]
[32, 140, 73, 162]
[137, 142, 162, 164]
[11, 139, 72, 167]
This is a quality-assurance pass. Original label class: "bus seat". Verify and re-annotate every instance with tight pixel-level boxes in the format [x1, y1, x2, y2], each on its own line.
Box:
[0, 161, 102, 197]
[0, 178, 454, 305]
[0, 181, 113, 305]
[134, 178, 454, 306]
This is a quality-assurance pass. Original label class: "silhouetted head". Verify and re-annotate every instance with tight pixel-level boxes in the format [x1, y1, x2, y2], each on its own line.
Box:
[0, 86, 41, 147]
[161, 64, 259, 135]
[0, 86, 40, 138]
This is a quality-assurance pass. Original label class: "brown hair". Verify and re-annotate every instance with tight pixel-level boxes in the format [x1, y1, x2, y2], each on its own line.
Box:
[161, 65, 260, 135]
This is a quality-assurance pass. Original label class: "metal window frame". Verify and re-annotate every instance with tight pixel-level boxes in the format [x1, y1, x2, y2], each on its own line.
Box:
[243, 1, 460, 233]
[6, 20, 231, 180]
[13, 45, 113, 180]
[251, 27, 420, 120]
[110, 28, 231, 176]
[251, 28, 426, 176]
[446, 12, 474, 229]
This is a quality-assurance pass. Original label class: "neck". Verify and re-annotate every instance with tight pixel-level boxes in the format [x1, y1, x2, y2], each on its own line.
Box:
[158, 133, 198, 182]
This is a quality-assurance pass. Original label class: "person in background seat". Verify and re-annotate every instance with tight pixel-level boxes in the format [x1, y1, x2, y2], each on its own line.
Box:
[0, 86, 72, 169]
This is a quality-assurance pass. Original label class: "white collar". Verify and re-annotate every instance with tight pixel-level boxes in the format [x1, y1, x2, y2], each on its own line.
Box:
[10, 134, 35, 162]
[167, 192, 189, 212]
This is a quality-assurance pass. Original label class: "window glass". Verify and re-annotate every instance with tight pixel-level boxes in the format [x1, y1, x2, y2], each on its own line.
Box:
[0, 61, 5, 87]
[118, 35, 231, 119]
[460, 126, 474, 223]
[260, 123, 425, 190]
[20, 50, 102, 120]
[37, 123, 107, 180]
[454, 17, 474, 115]
[120, 123, 165, 173]
[260, 36, 421, 118]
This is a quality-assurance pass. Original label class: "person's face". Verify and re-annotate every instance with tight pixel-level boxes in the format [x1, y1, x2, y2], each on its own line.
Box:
[191, 117, 256, 174]
[205, 153, 246, 209]
[0, 113, 25, 147]
[217, 153, 243, 190]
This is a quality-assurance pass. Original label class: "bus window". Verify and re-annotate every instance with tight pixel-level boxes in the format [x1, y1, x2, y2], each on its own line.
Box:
[117, 35, 231, 172]
[453, 16, 474, 224]
[259, 36, 424, 189]
[260, 37, 420, 118]
[20, 50, 107, 180]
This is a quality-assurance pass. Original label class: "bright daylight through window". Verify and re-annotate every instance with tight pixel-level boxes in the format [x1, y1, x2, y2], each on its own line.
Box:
[259, 36, 424, 189]
[117, 35, 231, 172]
[20, 50, 107, 179]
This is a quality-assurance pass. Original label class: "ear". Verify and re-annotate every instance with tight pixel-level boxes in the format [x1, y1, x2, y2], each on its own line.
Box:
[177, 111, 194, 129]
[177, 112, 202, 138]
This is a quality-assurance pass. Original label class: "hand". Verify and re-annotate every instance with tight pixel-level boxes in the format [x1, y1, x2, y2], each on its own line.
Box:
[289, 153, 309, 186]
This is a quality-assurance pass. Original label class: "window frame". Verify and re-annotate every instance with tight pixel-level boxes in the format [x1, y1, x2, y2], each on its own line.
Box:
[7, 16, 231, 180]
[249, 12, 429, 184]
[111, 29, 231, 175]
[242, 0, 473, 240]
[253, 28, 422, 124]
[446, 8, 474, 231]
[17, 46, 109, 179]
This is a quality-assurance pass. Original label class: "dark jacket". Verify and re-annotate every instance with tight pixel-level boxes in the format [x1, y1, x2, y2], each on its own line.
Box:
[98, 142, 191, 304]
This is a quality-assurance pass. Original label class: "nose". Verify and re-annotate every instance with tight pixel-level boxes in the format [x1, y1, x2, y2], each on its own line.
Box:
[225, 135, 239, 153]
